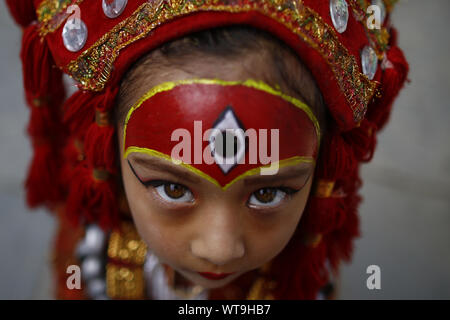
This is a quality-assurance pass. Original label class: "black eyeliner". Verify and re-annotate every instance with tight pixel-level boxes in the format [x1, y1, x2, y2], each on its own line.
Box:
[127, 159, 165, 187]
[278, 186, 301, 195]
[127, 159, 146, 185]
[127, 160, 185, 189]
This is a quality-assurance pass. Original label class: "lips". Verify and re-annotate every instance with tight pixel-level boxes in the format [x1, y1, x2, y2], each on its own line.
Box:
[197, 272, 235, 280]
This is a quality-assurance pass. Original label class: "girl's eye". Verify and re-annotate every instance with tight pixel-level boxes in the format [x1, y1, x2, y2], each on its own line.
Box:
[148, 181, 194, 203]
[248, 187, 299, 208]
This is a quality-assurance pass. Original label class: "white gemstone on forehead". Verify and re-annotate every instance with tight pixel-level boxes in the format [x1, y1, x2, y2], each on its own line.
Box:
[102, 0, 128, 19]
[209, 107, 246, 175]
[62, 17, 88, 52]
[361, 45, 378, 80]
[330, 0, 349, 34]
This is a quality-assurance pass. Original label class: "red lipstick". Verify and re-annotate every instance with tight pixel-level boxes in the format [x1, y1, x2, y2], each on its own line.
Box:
[197, 272, 234, 280]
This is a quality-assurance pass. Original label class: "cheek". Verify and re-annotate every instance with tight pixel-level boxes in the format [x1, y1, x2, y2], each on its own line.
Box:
[244, 180, 312, 266]
[120, 159, 188, 263]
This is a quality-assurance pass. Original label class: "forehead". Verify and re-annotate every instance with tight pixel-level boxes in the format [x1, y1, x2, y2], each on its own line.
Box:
[123, 79, 319, 190]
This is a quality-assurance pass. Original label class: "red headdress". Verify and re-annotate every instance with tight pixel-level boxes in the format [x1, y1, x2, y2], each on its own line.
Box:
[6, 0, 408, 299]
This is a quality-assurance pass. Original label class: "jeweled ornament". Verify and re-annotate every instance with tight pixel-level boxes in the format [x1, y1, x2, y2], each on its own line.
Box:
[102, 0, 128, 19]
[361, 45, 378, 80]
[62, 17, 88, 52]
[330, 0, 349, 33]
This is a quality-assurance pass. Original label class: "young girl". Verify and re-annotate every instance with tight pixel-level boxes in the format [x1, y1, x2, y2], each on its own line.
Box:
[6, 0, 408, 299]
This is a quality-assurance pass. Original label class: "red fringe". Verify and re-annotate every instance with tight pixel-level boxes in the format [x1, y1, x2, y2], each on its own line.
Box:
[5, 0, 36, 27]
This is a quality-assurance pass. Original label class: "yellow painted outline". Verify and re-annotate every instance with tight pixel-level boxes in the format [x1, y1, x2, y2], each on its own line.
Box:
[122, 78, 321, 150]
[124, 146, 315, 191]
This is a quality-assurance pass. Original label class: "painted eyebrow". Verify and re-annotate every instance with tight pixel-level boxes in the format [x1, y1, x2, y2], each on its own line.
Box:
[128, 156, 201, 184]
[243, 165, 313, 186]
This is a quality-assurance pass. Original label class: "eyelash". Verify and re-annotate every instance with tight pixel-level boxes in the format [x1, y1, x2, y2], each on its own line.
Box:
[143, 179, 300, 206]
[129, 159, 303, 208]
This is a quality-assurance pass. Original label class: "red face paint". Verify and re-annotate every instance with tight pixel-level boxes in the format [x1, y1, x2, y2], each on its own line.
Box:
[123, 79, 320, 189]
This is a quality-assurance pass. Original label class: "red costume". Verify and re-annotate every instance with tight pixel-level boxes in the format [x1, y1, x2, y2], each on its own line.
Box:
[6, 0, 408, 299]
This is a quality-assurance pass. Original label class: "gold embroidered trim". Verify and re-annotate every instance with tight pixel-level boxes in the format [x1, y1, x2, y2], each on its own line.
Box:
[37, 0, 84, 36]
[66, 0, 377, 123]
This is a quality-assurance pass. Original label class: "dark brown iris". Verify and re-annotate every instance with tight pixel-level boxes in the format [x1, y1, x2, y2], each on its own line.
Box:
[254, 188, 277, 203]
[164, 183, 187, 199]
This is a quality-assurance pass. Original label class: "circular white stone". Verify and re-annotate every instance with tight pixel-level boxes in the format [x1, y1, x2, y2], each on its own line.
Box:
[102, 0, 128, 19]
[361, 45, 378, 80]
[62, 18, 88, 52]
[76, 225, 106, 257]
[330, 0, 349, 33]
[87, 278, 107, 298]
[372, 0, 387, 25]
[81, 257, 102, 280]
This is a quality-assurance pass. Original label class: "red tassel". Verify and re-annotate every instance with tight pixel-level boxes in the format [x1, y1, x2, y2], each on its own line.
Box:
[82, 87, 119, 172]
[6, 0, 36, 28]
[59, 137, 85, 189]
[20, 24, 66, 208]
[367, 43, 409, 130]
[21, 24, 65, 109]
[272, 239, 328, 299]
[316, 130, 356, 181]
[301, 196, 347, 234]
[84, 123, 117, 172]
[343, 119, 378, 163]
[325, 192, 361, 270]
[25, 143, 62, 208]
[66, 163, 119, 230]
[63, 90, 97, 139]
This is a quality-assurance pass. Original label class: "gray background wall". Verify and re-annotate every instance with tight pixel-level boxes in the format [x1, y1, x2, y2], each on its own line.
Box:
[0, 0, 449, 299]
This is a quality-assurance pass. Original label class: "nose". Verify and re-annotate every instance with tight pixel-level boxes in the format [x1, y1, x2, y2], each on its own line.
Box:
[190, 207, 245, 267]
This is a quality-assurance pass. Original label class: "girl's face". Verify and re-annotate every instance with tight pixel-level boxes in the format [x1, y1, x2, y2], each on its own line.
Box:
[117, 48, 321, 289]
[119, 139, 315, 289]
